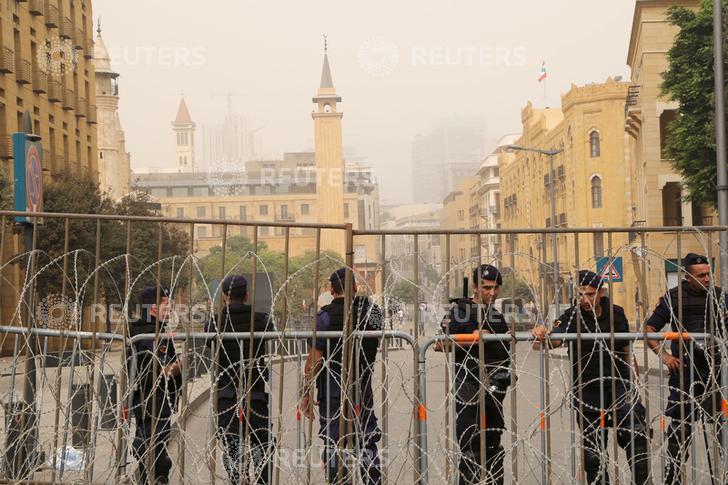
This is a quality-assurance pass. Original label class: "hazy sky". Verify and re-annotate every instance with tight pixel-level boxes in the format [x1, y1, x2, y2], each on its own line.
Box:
[94, 0, 636, 205]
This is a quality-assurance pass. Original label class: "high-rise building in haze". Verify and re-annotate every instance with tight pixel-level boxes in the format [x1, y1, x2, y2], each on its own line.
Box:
[411, 117, 486, 204]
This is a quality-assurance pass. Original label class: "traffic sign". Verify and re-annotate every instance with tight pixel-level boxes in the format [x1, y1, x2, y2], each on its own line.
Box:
[13, 132, 43, 224]
[596, 256, 623, 283]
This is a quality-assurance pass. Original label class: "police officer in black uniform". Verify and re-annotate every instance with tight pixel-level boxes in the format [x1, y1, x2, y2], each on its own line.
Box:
[128, 286, 181, 485]
[645, 253, 726, 484]
[439, 264, 511, 485]
[532, 270, 650, 485]
[206, 274, 275, 485]
[301, 268, 383, 485]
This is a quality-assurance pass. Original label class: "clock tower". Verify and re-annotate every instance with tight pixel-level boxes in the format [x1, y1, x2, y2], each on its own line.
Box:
[313, 38, 345, 254]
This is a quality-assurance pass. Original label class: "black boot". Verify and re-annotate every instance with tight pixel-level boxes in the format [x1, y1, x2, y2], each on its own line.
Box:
[485, 445, 505, 485]
[664, 423, 689, 485]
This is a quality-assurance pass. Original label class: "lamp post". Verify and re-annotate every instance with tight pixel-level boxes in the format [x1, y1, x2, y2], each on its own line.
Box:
[507, 145, 564, 305]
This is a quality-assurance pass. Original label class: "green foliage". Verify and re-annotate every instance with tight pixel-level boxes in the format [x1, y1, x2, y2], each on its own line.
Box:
[499, 273, 535, 302]
[389, 279, 417, 304]
[196, 235, 343, 319]
[0, 166, 11, 210]
[661, 0, 728, 207]
[34, 173, 189, 304]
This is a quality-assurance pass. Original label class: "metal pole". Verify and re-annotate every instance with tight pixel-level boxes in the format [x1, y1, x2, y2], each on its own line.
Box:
[549, 152, 558, 303]
[713, 0, 728, 289]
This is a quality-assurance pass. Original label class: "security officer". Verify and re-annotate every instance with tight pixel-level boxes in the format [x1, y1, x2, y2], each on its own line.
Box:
[532, 270, 650, 485]
[301, 268, 383, 485]
[439, 264, 511, 485]
[128, 286, 181, 485]
[206, 274, 275, 485]
[645, 253, 726, 484]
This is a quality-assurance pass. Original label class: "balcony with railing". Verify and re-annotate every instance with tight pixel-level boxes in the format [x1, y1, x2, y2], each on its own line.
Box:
[87, 103, 97, 124]
[44, 1, 59, 27]
[0, 135, 12, 160]
[29, 0, 44, 15]
[15, 59, 31, 84]
[59, 17, 73, 39]
[32, 67, 48, 94]
[275, 213, 296, 222]
[48, 79, 62, 102]
[62, 88, 74, 110]
[75, 96, 87, 118]
[83, 37, 94, 59]
[625, 84, 642, 136]
[73, 28, 84, 49]
[0, 47, 14, 73]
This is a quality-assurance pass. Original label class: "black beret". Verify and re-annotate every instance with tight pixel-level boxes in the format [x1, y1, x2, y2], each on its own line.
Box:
[578, 270, 603, 289]
[221, 274, 247, 293]
[472, 264, 503, 286]
[684, 253, 709, 267]
[329, 268, 348, 285]
[140, 286, 170, 305]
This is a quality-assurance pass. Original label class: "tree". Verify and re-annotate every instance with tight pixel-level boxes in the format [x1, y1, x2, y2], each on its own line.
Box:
[0, 166, 11, 210]
[661, 0, 727, 207]
[197, 235, 343, 321]
[34, 173, 189, 308]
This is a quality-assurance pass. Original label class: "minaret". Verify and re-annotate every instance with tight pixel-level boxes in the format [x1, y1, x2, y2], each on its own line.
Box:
[172, 96, 195, 172]
[312, 36, 345, 254]
[94, 19, 131, 199]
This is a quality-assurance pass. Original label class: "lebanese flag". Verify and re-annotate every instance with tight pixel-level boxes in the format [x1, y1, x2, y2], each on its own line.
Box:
[538, 61, 547, 82]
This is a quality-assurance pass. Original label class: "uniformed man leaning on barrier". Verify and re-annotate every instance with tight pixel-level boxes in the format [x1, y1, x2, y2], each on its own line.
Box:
[645, 253, 727, 484]
[127, 286, 181, 485]
[205, 274, 275, 485]
[439, 264, 511, 485]
[301, 268, 383, 485]
[532, 270, 650, 485]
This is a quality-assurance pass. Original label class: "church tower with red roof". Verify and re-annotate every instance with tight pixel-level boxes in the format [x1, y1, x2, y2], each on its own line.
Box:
[172, 96, 196, 172]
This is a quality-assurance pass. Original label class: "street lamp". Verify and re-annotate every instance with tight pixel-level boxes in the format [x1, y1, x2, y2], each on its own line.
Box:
[507, 145, 564, 304]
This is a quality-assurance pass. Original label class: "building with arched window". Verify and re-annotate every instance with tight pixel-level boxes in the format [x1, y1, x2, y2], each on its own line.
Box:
[498, 78, 635, 313]
[589, 131, 600, 158]
[591, 176, 602, 208]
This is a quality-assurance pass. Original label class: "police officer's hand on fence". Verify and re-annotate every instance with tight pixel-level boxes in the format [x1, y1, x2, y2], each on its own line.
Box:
[531, 324, 549, 349]
[660, 353, 683, 374]
[301, 392, 318, 420]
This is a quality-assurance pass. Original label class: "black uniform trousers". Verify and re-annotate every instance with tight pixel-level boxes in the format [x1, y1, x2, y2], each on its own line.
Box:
[455, 380, 506, 485]
[575, 385, 650, 485]
[131, 379, 177, 483]
[217, 396, 273, 485]
[664, 371, 723, 485]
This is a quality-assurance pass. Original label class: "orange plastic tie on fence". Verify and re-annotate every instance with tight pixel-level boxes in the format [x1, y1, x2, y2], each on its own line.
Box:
[660, 416, 665, 432]
[482, 414, 487, 430]
[664, 332, 691, 341]
[417, 404, 427, 421]
[355, 404, 361, 416]
[239, 406, 244, 420]
[296, 405, 301, 422]
[599, 410, 606, 429]
[454, 334, 479, 343]
[722, 399, 728, 419]
[540, 412, 546, 430]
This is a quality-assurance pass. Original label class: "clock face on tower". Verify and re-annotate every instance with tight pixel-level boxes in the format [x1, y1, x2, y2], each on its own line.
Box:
[324, 103, 332, 113]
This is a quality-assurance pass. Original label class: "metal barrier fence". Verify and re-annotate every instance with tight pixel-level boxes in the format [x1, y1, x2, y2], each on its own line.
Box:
[0, 210, 727, 483]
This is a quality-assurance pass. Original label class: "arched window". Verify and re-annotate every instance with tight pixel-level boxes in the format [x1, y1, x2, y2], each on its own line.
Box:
[591, 176, 603, 208]
[590, 131, 600, 158]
